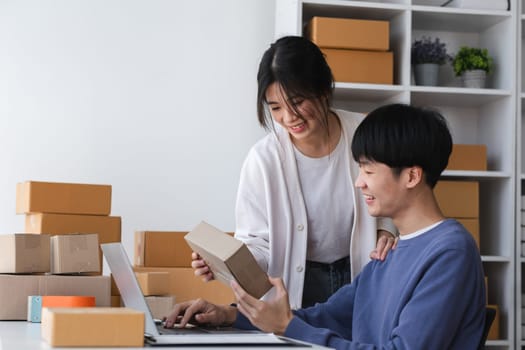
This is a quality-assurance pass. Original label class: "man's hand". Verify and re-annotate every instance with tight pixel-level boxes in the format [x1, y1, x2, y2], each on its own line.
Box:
[163, 299, 237, 329]
[370, 230, 398, 261]
[231, 277, 292, 335]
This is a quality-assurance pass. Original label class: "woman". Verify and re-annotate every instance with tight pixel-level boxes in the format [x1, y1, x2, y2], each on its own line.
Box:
[193, 36, 396, 309]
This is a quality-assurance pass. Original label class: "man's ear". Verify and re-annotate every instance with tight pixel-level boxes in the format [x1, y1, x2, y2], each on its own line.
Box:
[406, 166, 423, 189]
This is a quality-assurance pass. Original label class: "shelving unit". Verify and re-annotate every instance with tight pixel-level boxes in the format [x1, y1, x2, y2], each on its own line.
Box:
[276, 0, 517, 348]
[518, 1, 525, 349]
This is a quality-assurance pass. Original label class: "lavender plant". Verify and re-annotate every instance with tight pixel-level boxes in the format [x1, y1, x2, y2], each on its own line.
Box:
[411, 36, 451, 65]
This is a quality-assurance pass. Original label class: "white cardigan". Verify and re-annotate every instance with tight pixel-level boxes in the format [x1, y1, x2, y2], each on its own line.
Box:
[234, 109, 396, 309]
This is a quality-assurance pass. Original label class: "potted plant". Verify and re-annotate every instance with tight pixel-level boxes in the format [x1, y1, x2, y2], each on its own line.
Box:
[452, 46, 493, 88]
[411, 36, 451, 86]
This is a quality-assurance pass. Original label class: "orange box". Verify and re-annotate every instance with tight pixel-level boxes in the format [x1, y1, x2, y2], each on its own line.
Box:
[134, 231, 192, 267]
[487, 304, 499, 340]
[133, 267, 235, 305]
[434, 181, 479, 218]
[0, 234, 50, 273]
[447, 144, 487, 171]
[306, 16, 389, 51]
[27, 295, 96, 322]
[456, 218, 480, 248]
[321, 48, 393, 84]
[16, 181, 111, 215]
[135, 272, 170, 296]
[41, 307, 144, 347]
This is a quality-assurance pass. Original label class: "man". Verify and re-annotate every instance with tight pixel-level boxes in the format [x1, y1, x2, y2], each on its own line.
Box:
[165, 103, 486, 349]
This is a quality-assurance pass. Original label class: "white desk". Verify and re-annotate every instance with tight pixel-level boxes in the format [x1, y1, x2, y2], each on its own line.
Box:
[0, 321, 330, 349]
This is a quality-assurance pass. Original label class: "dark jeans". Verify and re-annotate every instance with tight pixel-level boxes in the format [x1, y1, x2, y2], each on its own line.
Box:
[302, 256, 351, 308]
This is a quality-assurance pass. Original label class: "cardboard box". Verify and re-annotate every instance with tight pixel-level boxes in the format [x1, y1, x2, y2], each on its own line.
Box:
[446, 144, 487, 171]
[16, 181, 111, 215]
[306, 16, 389, 51]
[27, 295, 95, 322]
[487, 304, 499, 340]
[41, 307, 144, 347]
[184, 221, 272, 299]
[111, 295, 122, 307]
[0, 234, 50, 273]
[145, 295, 176, 320]
[135, 271, 170, 296]
[456, 218, 480, 248]
[320, 48, 393, 84]
[134, 267, 235, 304]
[50, 234, 100, 274]
[0, 274, 110, 320]
[434, 181, 479, 218]
[134, 231, 193, 267]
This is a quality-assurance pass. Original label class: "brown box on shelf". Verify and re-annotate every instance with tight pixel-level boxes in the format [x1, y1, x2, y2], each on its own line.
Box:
[320, 48, 393, 84]
[0, 234, 50, 273]
[446, 144, 487, 171]
[455, 218, 479, 248]
[145, 295, 176, 320]
[50, 234, 100, 274]
[133, 267, 235, 305]
[0, 274, 110, 320]
[134, 231, 193, 267]
[41, 307, 144, 347]
[185, 221, 272, 299]
[135, 271, 170, 296]
[306, 16, 389, 51]
[487, 304, 499, 340]
[434, 181, 479, 218]
[16, 181, 111, 216]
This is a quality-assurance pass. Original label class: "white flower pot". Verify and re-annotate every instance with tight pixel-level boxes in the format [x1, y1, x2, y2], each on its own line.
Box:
[461, 69, 487, 89]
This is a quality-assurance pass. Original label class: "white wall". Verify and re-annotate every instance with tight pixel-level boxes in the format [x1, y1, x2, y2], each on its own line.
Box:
[0, 1, 274, 258]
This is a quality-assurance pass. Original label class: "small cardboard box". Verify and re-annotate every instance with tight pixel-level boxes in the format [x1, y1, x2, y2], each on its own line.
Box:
[487, 304, 499, 340]
[50, 234, 100, 274]
[0, 234, 50, 273]
[16, 181, 112, 215]
[145, 295, 176, 320]
[434, 181, 479, 218]
[320, 48, 393, 84]
[455, 218, 480, 248]
[184, 221, 272, 299]
[27, 295, 95, 322]
[446, 144, 487, 171]
[133, 267, 235, 304]
[41, 307, 144, 347]
[135, 271, 170, 296]
[306, 16, 389, 51]
[0, 274, 110, 320]
[134, 231, 193, 267]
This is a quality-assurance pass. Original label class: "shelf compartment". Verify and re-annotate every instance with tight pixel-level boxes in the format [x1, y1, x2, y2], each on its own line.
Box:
[410, 87, 511, 107]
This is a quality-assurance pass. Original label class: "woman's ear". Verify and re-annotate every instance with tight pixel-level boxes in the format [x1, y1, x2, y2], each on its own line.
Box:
[406, 166, 423, 189]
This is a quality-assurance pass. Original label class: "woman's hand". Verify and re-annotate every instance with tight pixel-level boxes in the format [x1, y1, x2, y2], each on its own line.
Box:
[231, 277, 292, 335]
[163, 299, 237, 329]
[370, 230, 398, 261]
[191, 252, 214, 282]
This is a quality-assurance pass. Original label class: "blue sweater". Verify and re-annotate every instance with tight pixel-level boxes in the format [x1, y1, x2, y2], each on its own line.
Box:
[235, 219, 486, 349]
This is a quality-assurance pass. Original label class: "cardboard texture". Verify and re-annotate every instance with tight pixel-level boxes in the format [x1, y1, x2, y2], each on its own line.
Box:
[434, 181, 479, 218]
[184, 221, 272, 299]
[50, 233, 100, 274]
[16, 181, 111, 215]
[320, 48, 393, 84]
[447, 144, 487, 171]
[487, 304, 499, 340]
[306, 16, 389, 51]
[111, 295, 122, 307]
[41, 307, 144, 347]
[27, 295, 95, 322]
[145, 295, 176, 320]
[0, 274, 110, 320]
[0, 234, 50, 273]
[135, 271, 170, 296]
[133, 267, 235, 304]
[134, 231, 193, 267]
[456, 218, 480, 248]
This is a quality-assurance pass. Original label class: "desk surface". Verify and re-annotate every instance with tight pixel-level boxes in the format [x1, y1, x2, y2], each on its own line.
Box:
[0, 321, 330, 349]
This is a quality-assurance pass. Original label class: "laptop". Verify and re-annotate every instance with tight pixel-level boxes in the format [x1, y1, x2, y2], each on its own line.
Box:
[101, 242, 305, 346]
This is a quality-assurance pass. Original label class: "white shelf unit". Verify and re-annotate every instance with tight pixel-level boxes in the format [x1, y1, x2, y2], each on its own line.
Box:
[276, 0, 517, 348]
[518, 1, 525, 349]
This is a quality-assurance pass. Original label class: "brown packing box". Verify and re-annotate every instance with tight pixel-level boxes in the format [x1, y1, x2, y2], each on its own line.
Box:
[184, 221, 272, 299]
[306, 16, 389, 51]
[16, 181, 111, 215]
[134, 231, 193, 267]
[0, 234, 50, 273]
[111, 295, 122, 307]
[135, 271, 170, 296]
[110, 274, 120, 296]
[434, 181, 479, 218]
[447, 144, 487, 171]
[50, 234, 100, 274]
[456, 218, 480, 248]
[41, 307, 144, 347]
[487, 304, 499, 340]
[145, 295, 176, 319]
[134, 267, 235, 304]
[0, 274, 110, 320]
[320, 48, 393, 84]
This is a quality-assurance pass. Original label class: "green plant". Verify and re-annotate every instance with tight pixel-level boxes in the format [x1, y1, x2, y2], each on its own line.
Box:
[452, 46, 493, 76]
[411, 36, 451, 65]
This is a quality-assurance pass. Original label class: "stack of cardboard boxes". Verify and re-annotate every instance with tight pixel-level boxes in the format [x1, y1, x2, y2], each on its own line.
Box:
[306, 16, 393, 84]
